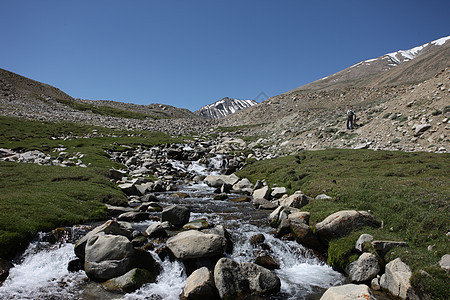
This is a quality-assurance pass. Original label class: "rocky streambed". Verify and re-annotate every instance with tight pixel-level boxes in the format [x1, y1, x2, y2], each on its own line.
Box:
[0, 142, 421, 300]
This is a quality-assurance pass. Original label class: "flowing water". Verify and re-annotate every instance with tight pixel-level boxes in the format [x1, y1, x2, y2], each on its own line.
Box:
[0, 155, 345, 299]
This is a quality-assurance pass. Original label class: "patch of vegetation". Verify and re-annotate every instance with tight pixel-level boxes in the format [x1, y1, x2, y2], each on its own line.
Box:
[54, 98, 160, 120]
[0, 162, 125, 259]
[383, 112, 392, 119]
[327, 233, 360, 272]
[431, 110, 442, 116]
[237, 149, 450, 297]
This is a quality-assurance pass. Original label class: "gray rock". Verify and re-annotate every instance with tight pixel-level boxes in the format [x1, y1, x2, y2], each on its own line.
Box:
[84, 234, 135, 281]
[161, 205, 190, 227]
[380, 258, 412, 299]
[252, 198, 278, 210]
[288, 211, 310, 225]
[315, 194, 332, 200]
[118, 183, 142, 196]
[182, 267, 219, 300]
[355, 234, 374, 252]
[315, 210, 380, 242]
[271, 187, 287, 199]
[320, 284, 375, 300]
[202, 225, 233, 254]
[102, 268, 157, 293]
[214, 258, 281, 299]
[371, 276, 381, 291]
[145, 223, 167, 238]
[346, 253, 380, 282]
[204, 174, 240, 188]
[74, 220, 134, 260]
[166, 230, 227, 260]
[439, 254, 450, 272]
[279, 192, 310, 209]
[268, 206, 288, 228]
[290, 222, 325, 252]
[253, 186, 271, 200]
[105, 204, 134, 216]
[117, 211, 149, 222]
[414, 123, 431, 136]
[371, 240, 408, 253]
[232, 178, 253, 194]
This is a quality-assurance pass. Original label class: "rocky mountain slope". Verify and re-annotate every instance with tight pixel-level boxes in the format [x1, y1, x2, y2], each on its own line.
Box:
[220, 37, 450, 154]
[290, 36, 450, 92]
[0, 68, 212, 135]
[195, 97, 257, 119]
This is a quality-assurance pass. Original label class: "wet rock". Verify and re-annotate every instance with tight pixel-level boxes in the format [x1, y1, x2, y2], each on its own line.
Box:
[84, 234, 135, 281]
[214, 258, 281, 299]
[229, 196, 251, 203]
[204, 174, 240, 188]
[320, 283, 375, 300]
[250, 233, 265, 245]
[0, 258, 13, 283]
[213, 194, 228, 200]
[145, 223, 168, 238]
[183, 219, 211, 230]
[102, 268, 157, 293]
[162, 205, 190, 227]
[141, 193, 158, 202]
[290, 222, 326, 253]
[74, 220, 134, 261]
[131, 236, 148, 247]
[182, 267, 219, 300]
[132, 248, 161, 275]
[346, 253, 380, 283]
[48, 227, 72, 244]
[276, 219, 291, 238]
[68, 258, 83, 272]
[315, 210, 380, 242]
[254, 255, 280, 270]
[203, 225, 233, 254]
[380, 258, 412, 299]
[166, 230, 227, 261]
[117, 211, 149, 222]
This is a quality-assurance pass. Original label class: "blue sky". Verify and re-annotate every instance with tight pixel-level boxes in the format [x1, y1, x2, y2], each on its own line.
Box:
[1, 1, 449, 111]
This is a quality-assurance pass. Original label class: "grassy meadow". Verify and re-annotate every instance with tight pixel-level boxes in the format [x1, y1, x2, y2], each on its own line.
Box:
[237, 149, 449, 298]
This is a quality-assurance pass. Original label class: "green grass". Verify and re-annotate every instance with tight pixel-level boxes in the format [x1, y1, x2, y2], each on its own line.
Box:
[237, 149, 450, 298]
[0, 116, 185, 259]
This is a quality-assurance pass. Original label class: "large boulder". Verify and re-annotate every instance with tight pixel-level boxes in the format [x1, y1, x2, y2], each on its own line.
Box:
[166, 230, 227, 261]
[84, 234, 135, 281]
[204, 174, 240, 188]
[288, 211, 310, 225]
[102, 268, 157, 293]
[145, 223, 167, 238]
[315, 210, 380, 242]
[202, 225, 233, 254]
[346, 253, 380, 283]
[320, 284, 375, 300]
[271, 187, 287, 199]
[162, 205, 190, 227]
[232, 178, 253, 194]
[439, 254, 450, 272]
[182, 267, 219, 300]
[279, 192, 310, 209]
[214, 258, 281, 299]
[74, 220, 134, 260]
[380, 258, 412, 299]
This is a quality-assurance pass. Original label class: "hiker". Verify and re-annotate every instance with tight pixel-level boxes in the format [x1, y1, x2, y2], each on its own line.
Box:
[346, 107, 355, 130]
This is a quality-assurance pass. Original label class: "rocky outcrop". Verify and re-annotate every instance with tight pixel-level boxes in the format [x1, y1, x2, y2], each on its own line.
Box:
[320, 284, 375, 300]
[213, 258, 281, 299]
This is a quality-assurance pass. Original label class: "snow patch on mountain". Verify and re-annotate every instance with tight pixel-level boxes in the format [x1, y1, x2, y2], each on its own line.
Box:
[195, 97, 257, 119]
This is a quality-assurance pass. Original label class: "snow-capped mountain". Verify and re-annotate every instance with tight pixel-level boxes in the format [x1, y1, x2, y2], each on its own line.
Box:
[291, 35, 450, 92]
[195, 97, 257, 119]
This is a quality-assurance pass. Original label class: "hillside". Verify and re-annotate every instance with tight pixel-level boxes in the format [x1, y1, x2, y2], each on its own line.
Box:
[220, 37, 450, 155]
[0, 68, 212, 135]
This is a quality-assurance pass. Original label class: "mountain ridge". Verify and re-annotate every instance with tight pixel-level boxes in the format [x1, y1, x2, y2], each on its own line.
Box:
[195, 97, 257, 119]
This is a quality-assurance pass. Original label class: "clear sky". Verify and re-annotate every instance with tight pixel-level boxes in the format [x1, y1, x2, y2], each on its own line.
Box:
[1, 1, 449, 111]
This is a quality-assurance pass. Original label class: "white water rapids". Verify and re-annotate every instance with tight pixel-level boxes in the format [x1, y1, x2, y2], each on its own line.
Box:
[0, 156, 345, 299]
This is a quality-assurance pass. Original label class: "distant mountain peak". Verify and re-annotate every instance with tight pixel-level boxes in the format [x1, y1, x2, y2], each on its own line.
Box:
[195, 97, 257, 119]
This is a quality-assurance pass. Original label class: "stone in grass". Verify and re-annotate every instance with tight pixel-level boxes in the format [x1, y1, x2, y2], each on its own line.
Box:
[102, 268, 157, 293]
[346, 253, 380, 283]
